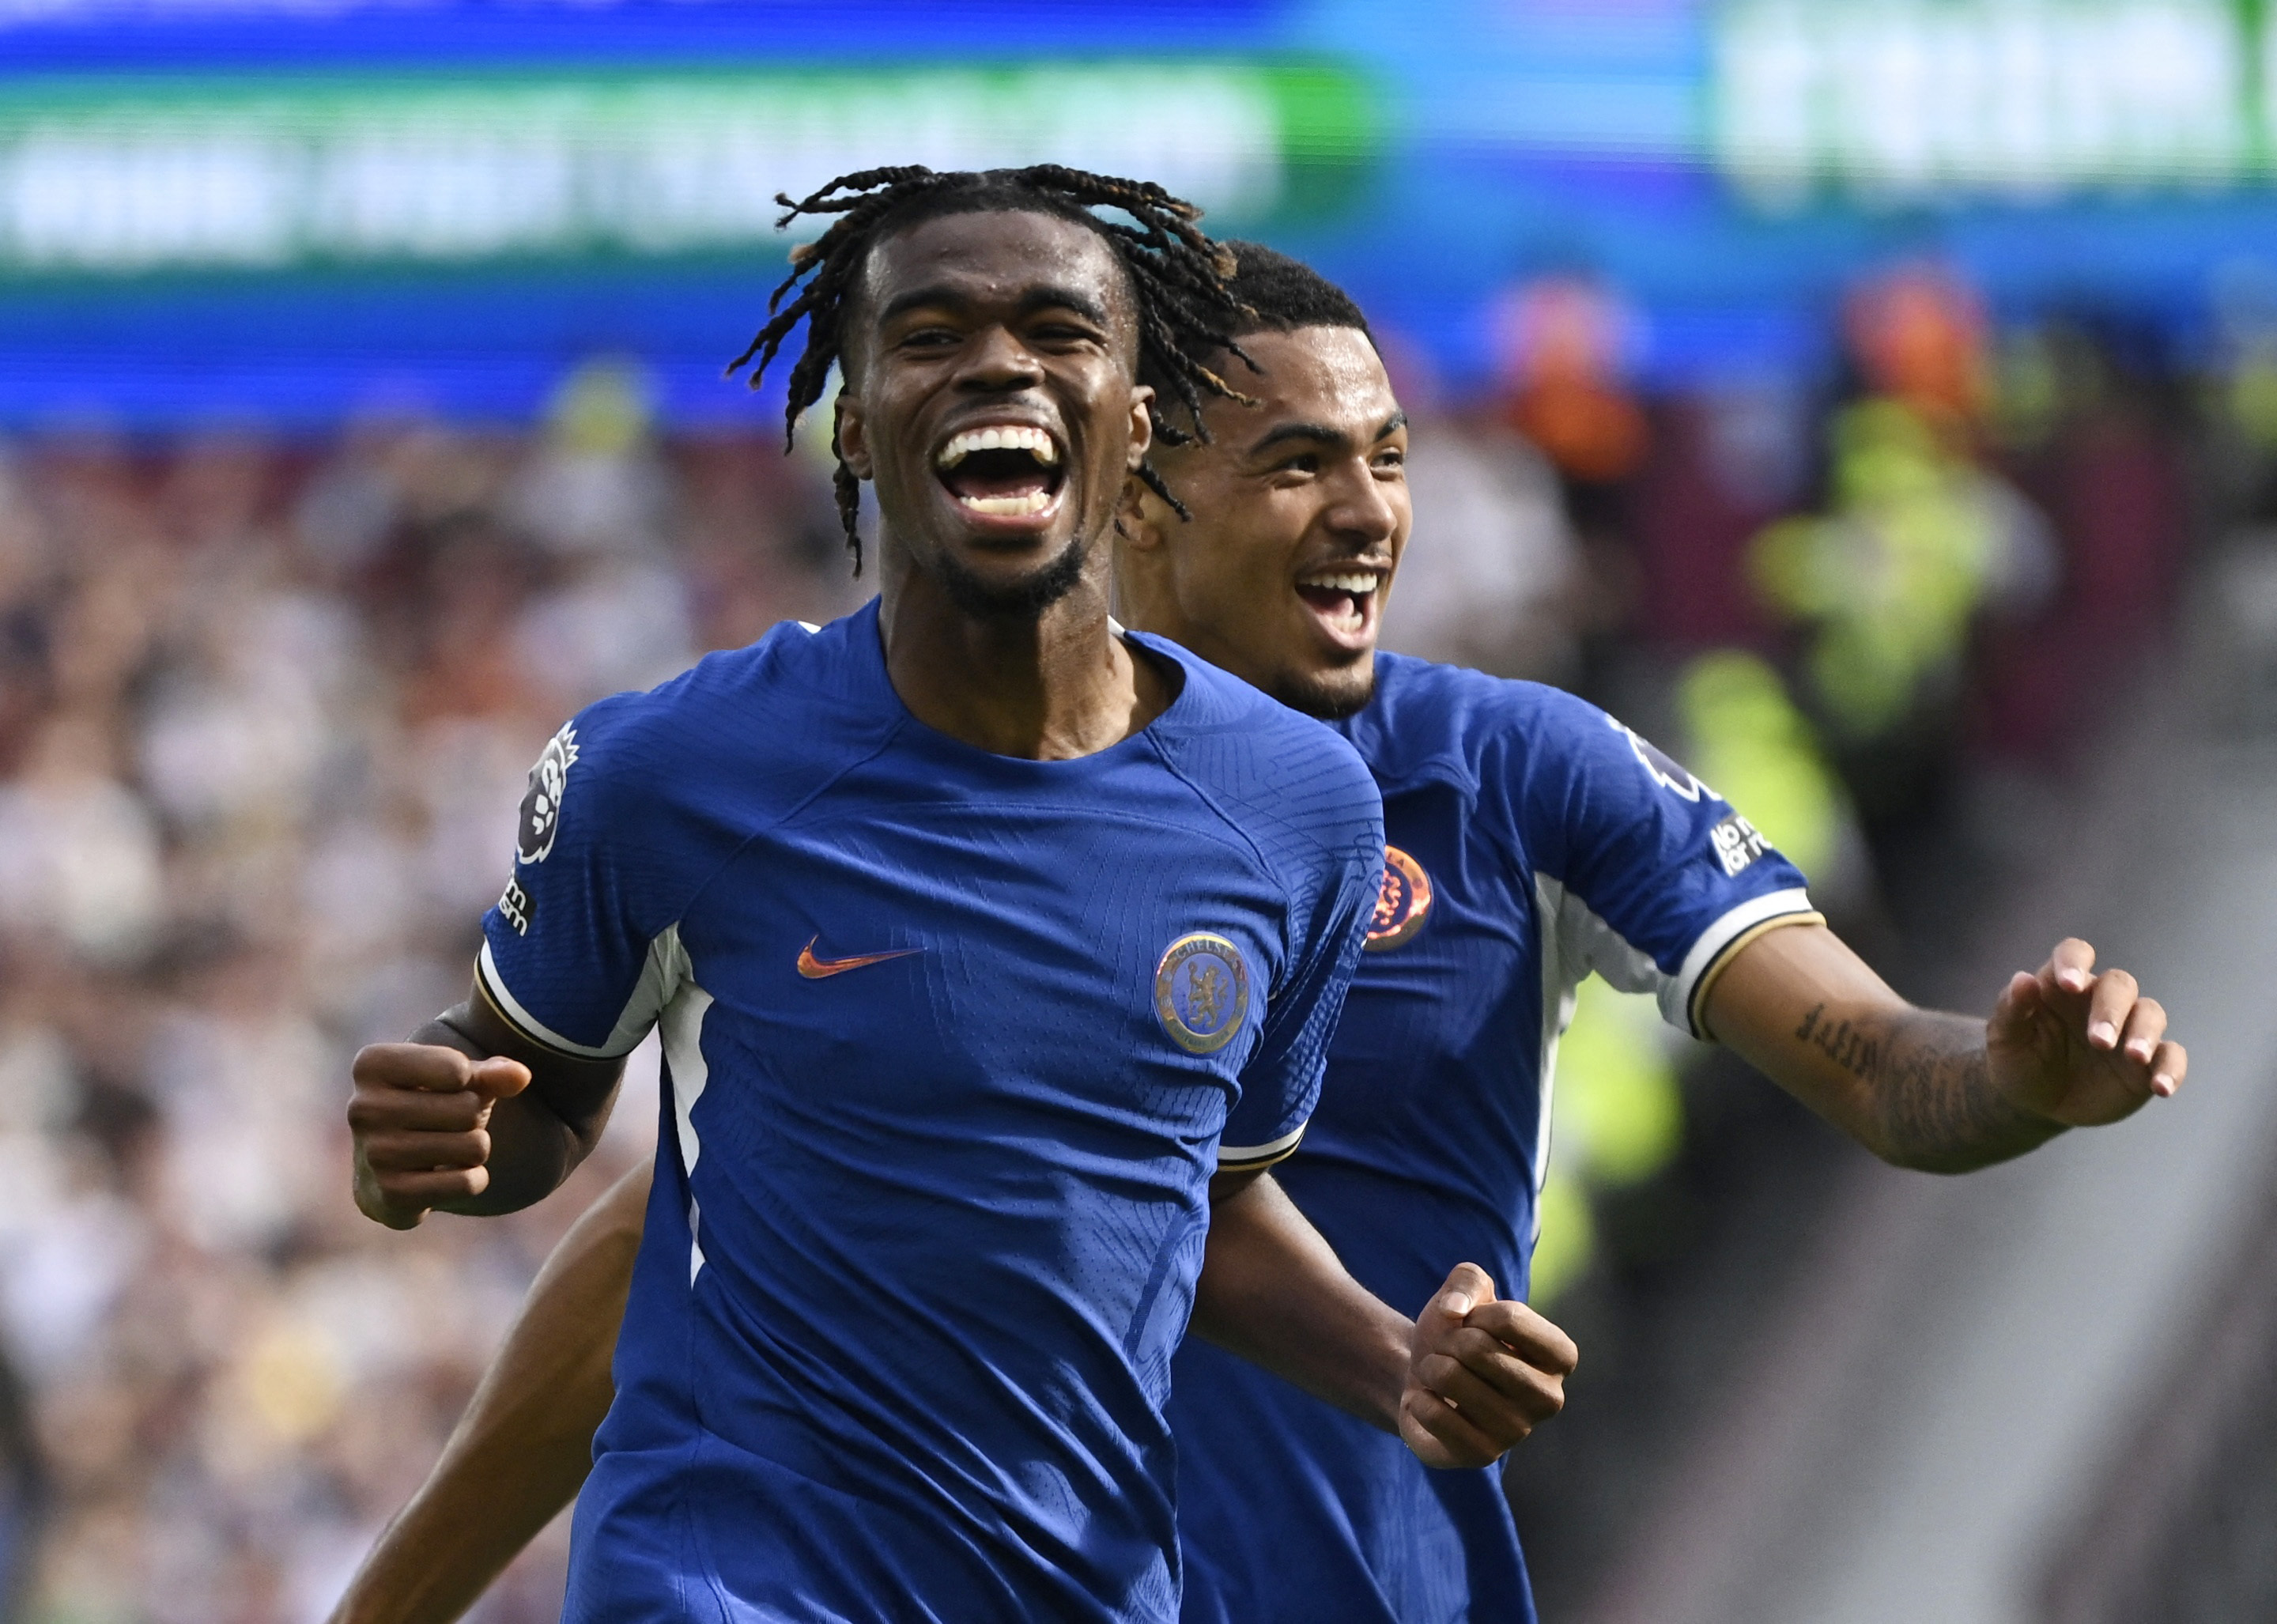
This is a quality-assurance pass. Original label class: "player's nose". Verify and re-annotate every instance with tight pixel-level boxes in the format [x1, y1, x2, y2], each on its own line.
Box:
[956, 324, 1045, 392]
[1320, 459, 1400, 549]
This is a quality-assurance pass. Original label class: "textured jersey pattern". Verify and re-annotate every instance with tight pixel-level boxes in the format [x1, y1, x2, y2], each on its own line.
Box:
[478, 600, 1382, 1624]
[1172, 652, 1816, 1624]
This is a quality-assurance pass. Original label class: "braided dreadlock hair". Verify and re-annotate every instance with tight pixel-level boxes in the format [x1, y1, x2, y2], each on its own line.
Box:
[727, 164, 1255, 575]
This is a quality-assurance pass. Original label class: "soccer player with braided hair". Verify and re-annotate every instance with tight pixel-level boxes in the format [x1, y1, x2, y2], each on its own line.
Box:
[337, 225, 2185, 1624]
[340, 168, 1566, 1622]
[729, 162, 1256, 571]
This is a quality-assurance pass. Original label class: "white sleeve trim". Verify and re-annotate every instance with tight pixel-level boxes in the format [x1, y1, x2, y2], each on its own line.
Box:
[1218, 1121, 1308, 1169]
[477, 929, 685, 1060]
[1667, 886, 1819, 1037]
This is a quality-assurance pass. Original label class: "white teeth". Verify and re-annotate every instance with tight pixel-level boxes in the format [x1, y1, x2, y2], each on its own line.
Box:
[1298, 572, 1380, 595]
[957, 489, 1055, 516]
[935, 425, 1061, 469]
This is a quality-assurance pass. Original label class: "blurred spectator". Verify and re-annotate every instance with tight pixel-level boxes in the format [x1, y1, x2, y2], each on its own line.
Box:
[1750, 399, 2053, 751]
[1671, 649, 1871, 920]
[1978, 319, 2193, 760]
[0, 380, 854, 1624]
[1494, 276, 1651, 491]
[1746, 270, 2059, 869]
[1844, 262, 1989, 426]
[1383, 406, 1580, 684]
[1488, 276, 1656, 685]
[1630, 380, 1811, 651]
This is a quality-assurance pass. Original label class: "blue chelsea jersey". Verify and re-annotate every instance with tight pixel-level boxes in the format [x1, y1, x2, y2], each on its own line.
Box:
[476, 599, 1383, 1624]
[1171, 652, 1819, 1624]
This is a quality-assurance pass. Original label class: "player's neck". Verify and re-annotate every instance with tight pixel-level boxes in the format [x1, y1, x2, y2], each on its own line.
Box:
[878, 553, 1173, 761]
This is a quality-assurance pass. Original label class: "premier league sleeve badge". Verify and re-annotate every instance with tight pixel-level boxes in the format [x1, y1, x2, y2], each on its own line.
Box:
[1155, 933, 1251, 1056]
[516, 722, 580, 866]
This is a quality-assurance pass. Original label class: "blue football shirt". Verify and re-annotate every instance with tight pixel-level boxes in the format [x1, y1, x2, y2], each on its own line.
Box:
[1170, 652, 1819, 1624]
[476, 599, 1383, 1623]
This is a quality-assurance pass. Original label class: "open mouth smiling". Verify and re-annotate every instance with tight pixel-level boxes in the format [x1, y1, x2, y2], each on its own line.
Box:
[1293, 567, 1384, 642]
[933, 424, 1067, 519]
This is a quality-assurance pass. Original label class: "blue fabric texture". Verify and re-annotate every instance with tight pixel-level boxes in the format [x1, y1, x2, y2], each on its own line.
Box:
[1170, 652, 1816, 1624]
[476, 599, 1381, 1624]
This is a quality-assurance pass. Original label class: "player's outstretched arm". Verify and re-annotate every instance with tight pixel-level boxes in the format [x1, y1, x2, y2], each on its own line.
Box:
[330, 1161, 651, 1624]
[1191, 1171, 1576, 1470]
[349, 976, 628, 1228]
[1702, 924, 2187, 1174]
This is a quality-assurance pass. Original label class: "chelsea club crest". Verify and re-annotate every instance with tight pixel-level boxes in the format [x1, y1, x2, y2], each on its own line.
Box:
[1364, 846, 1434, 953]
[1154, 933, 1250, 1056]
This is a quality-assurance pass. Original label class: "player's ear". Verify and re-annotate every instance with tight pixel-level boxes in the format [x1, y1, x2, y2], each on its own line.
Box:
[1116, 474, 1168, 553]
[1126, 384, 1156, 470]
[834, 391, 874, 481]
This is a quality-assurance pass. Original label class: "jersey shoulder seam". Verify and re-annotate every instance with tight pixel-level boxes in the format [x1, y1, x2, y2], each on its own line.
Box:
[1142, 731, 1296, 987]
[672, 712, 914, 935]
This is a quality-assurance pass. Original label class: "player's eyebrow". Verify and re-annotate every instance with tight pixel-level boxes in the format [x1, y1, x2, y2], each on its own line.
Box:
[1247, 410, 1409, 459]
[1247, 420, 1351, 458]
[878, 283, 1111, 327]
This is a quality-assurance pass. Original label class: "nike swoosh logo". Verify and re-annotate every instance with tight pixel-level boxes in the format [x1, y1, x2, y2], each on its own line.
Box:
[796, 937, 921, 980]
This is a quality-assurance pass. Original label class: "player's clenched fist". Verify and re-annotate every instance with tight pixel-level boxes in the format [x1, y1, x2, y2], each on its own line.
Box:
[349, 1044, 531, 1230]
[1399, 1262, 1577, 1469]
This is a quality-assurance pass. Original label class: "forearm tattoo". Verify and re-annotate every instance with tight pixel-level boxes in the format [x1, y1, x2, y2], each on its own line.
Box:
[1792, 1003, 2060, 1172]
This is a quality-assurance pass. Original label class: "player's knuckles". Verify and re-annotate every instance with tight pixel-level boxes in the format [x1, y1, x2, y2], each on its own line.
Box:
[1539, 1327, 1580, 1375]
[355, 1133, 429, 1170]
[1398, 1410, 1464, 1469]
[1453, 1350, 1563, 1418]
[1443, 1395, 1535, 1452]
[1424, 1356, 1489, 1397]
[1513, 1369, 1567, 1421]
[1447, 1324, 1558, 1374]
[369, 1130, 489, 1170]
[1439, 1325, 1511, 1368]
[352, 1042, 472, 1090]
[1493, 1361, 1568, 1418]
[347, 1090, 481, 1133]
[1461, 1301, 1532, 1337]
[1407, 1392, 1497, 1467]
[1464, 1306, 1578, 1373]
[2123, 998, 2166, 1040]
[1431, 1360, 1535, 1425]
[1414, 1351, 1467, 1392]
[387, 1167, 487, 1203]
[366, 1144, 469, 1178]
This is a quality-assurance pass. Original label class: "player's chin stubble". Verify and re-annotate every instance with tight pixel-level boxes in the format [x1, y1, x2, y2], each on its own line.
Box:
[1271, 659, 1376, 722]
[933, 534, 1091, 621]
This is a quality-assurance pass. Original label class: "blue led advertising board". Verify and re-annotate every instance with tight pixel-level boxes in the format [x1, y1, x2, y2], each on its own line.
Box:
[6, 0, 2277, 425]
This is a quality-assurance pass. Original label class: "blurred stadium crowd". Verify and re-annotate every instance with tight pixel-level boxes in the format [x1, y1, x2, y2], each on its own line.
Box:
[0, 262, 2225, 1622]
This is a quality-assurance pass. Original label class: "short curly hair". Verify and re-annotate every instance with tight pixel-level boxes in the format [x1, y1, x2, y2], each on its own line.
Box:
[1217, 240, 1372, 338]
